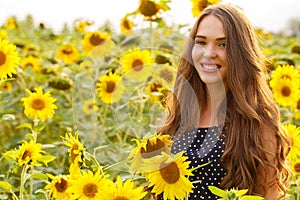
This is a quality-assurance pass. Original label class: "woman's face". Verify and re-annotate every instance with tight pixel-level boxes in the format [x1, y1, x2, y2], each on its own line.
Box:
[192, 15, 228, 86]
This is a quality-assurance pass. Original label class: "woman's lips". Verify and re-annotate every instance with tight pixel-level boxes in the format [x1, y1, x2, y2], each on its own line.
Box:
[200, 63, 221, 72]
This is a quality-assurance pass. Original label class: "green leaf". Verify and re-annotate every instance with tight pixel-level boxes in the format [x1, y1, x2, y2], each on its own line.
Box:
[16, 123, 33, 130]
[25, 133, 34, 140]
[1, 114, 15, 121]
[0, 181, 12, 191]
[2, 150, 16, 162]
[30, 173, 48, 181]
[208, 186, 228, 197]
[39, 155, 56, 166]
[234, 189, 248, 196]
[33, 124, 45, 132]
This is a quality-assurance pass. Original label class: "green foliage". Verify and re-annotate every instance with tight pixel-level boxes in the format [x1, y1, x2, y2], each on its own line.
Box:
[208, 186, 264, 200]
[0, 3, 299, 200]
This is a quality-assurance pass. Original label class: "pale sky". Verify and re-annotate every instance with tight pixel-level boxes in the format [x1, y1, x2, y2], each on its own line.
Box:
[0, 0, 299, 33]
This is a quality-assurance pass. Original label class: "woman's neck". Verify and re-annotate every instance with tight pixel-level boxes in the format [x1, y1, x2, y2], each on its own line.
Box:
[199, 83, 227, 127]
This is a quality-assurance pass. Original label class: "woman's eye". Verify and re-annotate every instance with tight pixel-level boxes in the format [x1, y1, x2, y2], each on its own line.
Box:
[195, 41, 205, 45]
[219, 43, 226, 47]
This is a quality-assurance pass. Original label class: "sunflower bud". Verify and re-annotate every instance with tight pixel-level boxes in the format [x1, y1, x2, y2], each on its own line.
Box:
[291, 45, 300, 54]
[48, 77, 72, 90]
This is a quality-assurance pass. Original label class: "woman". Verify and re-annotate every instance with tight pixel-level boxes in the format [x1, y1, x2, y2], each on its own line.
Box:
[157, 3, 290, 200]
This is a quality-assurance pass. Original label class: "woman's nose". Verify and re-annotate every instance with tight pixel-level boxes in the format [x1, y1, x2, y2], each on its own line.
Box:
[203, 45, 217, 58]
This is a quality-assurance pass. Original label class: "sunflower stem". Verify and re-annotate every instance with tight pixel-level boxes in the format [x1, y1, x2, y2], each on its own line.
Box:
[29, 165, 34, 200]
[19, 164, 27, 200]
[32, 119, 39, 142]
[87, 151, 104, 175]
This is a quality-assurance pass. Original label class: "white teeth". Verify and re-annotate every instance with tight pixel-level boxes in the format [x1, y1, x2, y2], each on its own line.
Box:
[202, 64, 218, 70]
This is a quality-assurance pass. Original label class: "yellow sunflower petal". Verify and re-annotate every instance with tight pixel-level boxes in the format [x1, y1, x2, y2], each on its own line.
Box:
[0, 39, 20, 80]
[21, 86, 57, 122]
[142, 151, 194, 200]
[96, 71, 125, 104]
[121, 48, 154, 82]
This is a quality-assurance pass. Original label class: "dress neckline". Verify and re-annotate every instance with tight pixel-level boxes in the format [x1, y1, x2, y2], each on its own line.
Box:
[197, 123, 225, 129]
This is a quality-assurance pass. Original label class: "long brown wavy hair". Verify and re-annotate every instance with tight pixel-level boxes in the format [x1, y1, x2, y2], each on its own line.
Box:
[158, 3, 290, 197]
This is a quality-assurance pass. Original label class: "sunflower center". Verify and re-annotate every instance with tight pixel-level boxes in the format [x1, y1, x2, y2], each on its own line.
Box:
[138, 0, 159, 17]
[294, 162, 300, 173]
[297, 99, 300, 109]
[62, 46, 73, 55]
[281, 75, 292, 80]
[70, 144, 79, 162]
[132, 59, 144, 71]
[22, 150, 32, 160]
[159, 161, 180, 184]
[31, 98, 45, 110]
[25, 63, 33, 68]
[281, 86, 291, 97]
[114, 197, 129, 200]
[106, 81, 116, 93]
[123, 20, 131, 30]
[0, 51, 6, 66]
[141, 139, 166, 159]
[55, 178, 68, 192]
[198, 0, 208, 11]
[2, 84, 8, 89]
[90, 34, 105, 46]
[83, 183, 98, 198]
[150, 83, 162, 92]
[160, 69, 173, 83]
[88, 104, 94, 110]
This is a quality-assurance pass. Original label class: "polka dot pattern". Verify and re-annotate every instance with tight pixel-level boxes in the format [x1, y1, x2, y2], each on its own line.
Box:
[169, 124, 226, 199]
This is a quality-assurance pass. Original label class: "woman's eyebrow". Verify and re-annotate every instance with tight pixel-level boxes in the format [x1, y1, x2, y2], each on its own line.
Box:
[195, 35, 226, 41]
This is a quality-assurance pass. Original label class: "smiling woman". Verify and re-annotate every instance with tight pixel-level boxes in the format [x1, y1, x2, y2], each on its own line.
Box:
[156, 3, 291, 199]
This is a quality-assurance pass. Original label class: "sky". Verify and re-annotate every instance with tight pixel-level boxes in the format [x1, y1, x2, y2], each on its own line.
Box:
[1, 0, 300, 33]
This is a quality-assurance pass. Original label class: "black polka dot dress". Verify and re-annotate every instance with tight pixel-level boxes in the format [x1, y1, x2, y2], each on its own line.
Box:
[171, 124, 227, 199]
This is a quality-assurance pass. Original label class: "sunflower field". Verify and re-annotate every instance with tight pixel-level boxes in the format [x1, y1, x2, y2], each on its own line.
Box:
[0, 0, 300, 199]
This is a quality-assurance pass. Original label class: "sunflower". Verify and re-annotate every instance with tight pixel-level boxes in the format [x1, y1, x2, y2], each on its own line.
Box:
[16, 140, 45, 166]
[6, 17, 17, 30]
[45, 174, 71, 200]
[82, 31, 114, 58]
[269, 77, 299, 107]
[152, 63, 177, 88]
[21, 86, 57, 122]
[137, 0, 170, 20]
[145, 82, 171, 106]
[79, 59, 94, 73]
[82, 98, 99, 115]
[128, 133, 172, 173]
[56, 44, 80, 65]
[289, 158, 300, 175]
[62, 131, 85, 175]
[293, 97, 300, 120]
[142, 151, 194, 200]
[0, 29, 8, 40]
[21, 55, 41, 72]
[146, 82, 165, 103]
[75, 20, 93, 33]
[0, 39, 20, 80]
[23, 44, 39, 55]
[190, 0, 220, 17]
[0, 81, 12, 91]
[269, 64, 300, 88]
[96, 71, 125, 104]
[120, 17, 134, 33]
[67, 170, 112, 200]
[284, 124, 300, 161]
[102, 176, 147, 200]
[121, 48, 154, 82]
